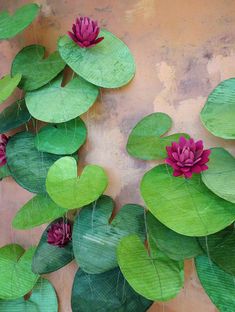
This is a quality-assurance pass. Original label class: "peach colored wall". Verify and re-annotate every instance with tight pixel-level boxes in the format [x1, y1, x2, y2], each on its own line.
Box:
[1, 0, 235, 311]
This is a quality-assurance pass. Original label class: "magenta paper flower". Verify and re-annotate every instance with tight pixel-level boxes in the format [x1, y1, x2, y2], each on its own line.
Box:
[0, 134, 8, 167]
[68, 16, 104, 48]
[47, 220, 72, 248]
[165, 136, 211, 179]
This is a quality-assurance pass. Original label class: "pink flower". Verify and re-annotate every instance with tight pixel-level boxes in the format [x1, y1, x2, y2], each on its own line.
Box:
[0, 134, 8, 167]
[165, 136, 211, 179]
[68, 16, 104, 48]
[47, 220, 72, 248]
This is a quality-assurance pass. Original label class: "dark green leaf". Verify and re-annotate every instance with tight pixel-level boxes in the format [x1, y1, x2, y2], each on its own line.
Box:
[0, 164, 10, 180]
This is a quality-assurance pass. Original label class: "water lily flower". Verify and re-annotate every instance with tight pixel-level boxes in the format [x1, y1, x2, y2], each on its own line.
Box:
[0, 134, 8, 167]
[68, 16, 104, 48]
[47, 220, 72, 248]
[165, 136, 211, 179]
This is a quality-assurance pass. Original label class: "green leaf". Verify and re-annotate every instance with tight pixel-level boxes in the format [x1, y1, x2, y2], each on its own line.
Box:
[0, 244, 39, 300]
[73, 195, 145, 273]
[0, 3, 39, 40]
[0, 99, 31, 133]
[71, 267, 153, 312]
[127, 113, 189, 160]
[200, 78, 235, 139]
[147, 212, 202, 260]
[0, 278, 58, 312]
[0, 74, 21, 104]
[195, 255, 235, 311]
[6, 132, 60, 193]
[140, 164, 235, 236]
[46, 156, 108, 209]
[25, 74, 98, 123]
[202, 147, 235, 203]
[32, 219, 74, 274]
[58, 30, 135, 88]
[0, 164, 10, 180]
[12, 194, 67, 229]
[117, 234, 184, 301]
[11, 45, 65, 91]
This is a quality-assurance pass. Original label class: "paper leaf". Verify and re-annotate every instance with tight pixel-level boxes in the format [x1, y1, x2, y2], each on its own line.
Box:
[196, 255, 235, 311]
[6, 132, 61, 193]
[12, 194, 67, 229]
[0, 164, 10, 180]
[73, 195, 145, 273]
[127, 113, 189, 160]
[140, 164, 235, 236]
[0, 3, 39, 40]
[200, 78, 235, 139]
[0, 244, 39, 300]
[117, 234, 184, 301]
[46, 156, 108, 209]
[202, 147, 235, 203]
[58, 30, 135, 88]
[0, 74, 21, 104]
[11, 45, 65, 91]
[71, 267, 153, 312]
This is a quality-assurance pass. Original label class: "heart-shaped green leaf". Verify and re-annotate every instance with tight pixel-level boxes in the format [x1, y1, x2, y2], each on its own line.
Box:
[58, 30, 135, 88]
[0, 3, 39, 40]
[200, 78, 235, 139]
[0, 244, 39, 300]
[0, 74, 21, 104]
[6, 132, 60, 193]
[117, 235, 184, 301]
[147, 212, 202, 260]
[0, 99, 31, 133]
[0, 164, 10, 180]
[73, 195, 145, 273]
[46, 156, 108, 209]
[72, 267, 153, 312]
[11, 45, 65, 91]
[141, 164, 235, 236]
[32, 218, 74, 274]
[196, 255, 235, 311]
[12, 194, 67, 229]
[0, 278, 58, 312]
[127, 113, 189, 160]
[202, 147, 235, 203]
[26, 74, 98, 123]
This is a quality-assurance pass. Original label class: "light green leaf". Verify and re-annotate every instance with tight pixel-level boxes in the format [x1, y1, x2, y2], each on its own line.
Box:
[140, 164, 235, 236]
[200, 78, 235, 139]
[0, 3, 39, 40]
[127, 113, 189, 160]
[0, 164, 10, 180]
[58, 30, 135, 88]
[0, 74, 21, 104]
[73, 195, 145, 273]
[11, 45, 65, 91]
[46, 156, 108, 209]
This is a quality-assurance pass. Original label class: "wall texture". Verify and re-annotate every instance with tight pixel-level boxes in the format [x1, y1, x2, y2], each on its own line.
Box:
[1, 0, 235, 311]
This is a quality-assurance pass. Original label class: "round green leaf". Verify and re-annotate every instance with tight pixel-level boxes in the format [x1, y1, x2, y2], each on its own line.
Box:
[26, 74, 98, 122]
[0, 74, 21, 104]
[200, 78, 235, 139]
[127, 113, 189, 160]
[46, 156, 108, 209]
[0, 99, 31, 133]
[11, 45, 65, 91]
[12, 194, 67, 229]
[0, 244, 39, 300]
[117, 235, 184, 301]
[58, 30, 135, 88]
[32, 218, 74, 274]
[147, 212, 202, 260]
[73, 195, 145, 274]
[141, 164, 235, 236]
[71, 268, 153, 312]
[6, 132, 60, 193]
[0, 278, 58, 312]
[196, 255, 235, 311]
[0, 164, 10, 180]
[202, 147, 235, 203]
[0, 3, 39, 40]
